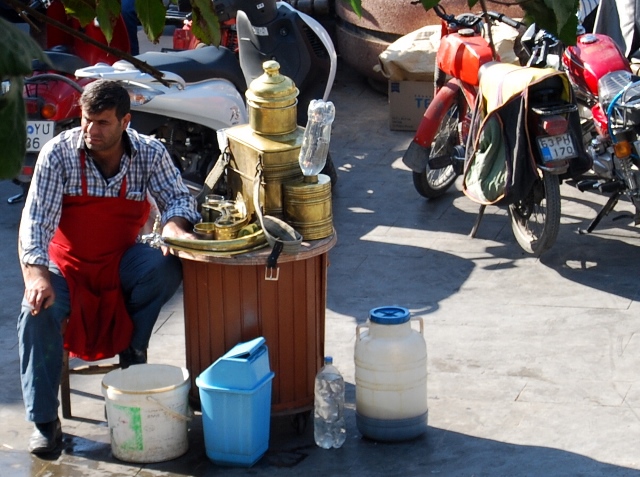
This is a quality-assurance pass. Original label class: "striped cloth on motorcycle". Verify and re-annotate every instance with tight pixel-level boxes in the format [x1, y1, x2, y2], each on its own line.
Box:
[463, 64, 590, 206]
[478, 63, 571, 115]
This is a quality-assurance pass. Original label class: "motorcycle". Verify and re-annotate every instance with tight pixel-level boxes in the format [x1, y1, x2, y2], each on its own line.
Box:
[519, 24, 640, 234]
[75, 0, 337, 195]
[401, 6, 589, 255]
[8, 0, 130, 204]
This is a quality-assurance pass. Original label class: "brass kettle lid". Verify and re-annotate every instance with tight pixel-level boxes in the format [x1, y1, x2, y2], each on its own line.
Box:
[246, 60, 299, 107]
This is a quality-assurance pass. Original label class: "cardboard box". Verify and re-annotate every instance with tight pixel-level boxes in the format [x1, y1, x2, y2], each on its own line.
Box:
[388, 80, 434, 131]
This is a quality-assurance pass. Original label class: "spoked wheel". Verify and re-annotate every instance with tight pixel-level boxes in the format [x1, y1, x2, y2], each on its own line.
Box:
[508, 170, 561, 255]
[411, 101, 461, 199]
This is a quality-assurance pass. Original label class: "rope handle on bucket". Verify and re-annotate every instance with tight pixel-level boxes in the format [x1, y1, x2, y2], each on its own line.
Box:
[146, 396, 193, 422]
[356, 317, 424, 339]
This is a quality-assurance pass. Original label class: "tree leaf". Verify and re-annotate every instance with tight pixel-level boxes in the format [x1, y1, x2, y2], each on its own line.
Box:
[419, 0, 440, 11]
[0, 76, 26, 179]
[62, 0, 98, 27]
[520, 0, 580, 46]
[191, 0, 220, 46]
[0, 18, 49, 74]
[342, 0, 362, 17]
[95, 0, 122, 44]
[136, 0, 167, 44]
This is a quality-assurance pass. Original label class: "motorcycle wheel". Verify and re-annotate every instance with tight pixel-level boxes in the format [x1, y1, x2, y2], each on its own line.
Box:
[411, 101, 460, 198]
[508, 170, 561, 255]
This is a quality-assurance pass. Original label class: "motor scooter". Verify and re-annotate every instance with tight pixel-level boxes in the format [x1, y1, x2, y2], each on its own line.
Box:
[75, 0, 337, 195]
[401, 5, 589, 255]
[519, 23, 640, 234]
[8, 0, 130, 204]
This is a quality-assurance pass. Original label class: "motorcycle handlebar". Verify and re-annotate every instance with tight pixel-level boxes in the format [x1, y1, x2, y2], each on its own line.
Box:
[485, 11, 525, 32]
[426, 3, 526, 33]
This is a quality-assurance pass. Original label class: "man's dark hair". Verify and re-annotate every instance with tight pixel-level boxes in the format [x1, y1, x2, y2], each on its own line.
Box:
[80, 79, 131, 120]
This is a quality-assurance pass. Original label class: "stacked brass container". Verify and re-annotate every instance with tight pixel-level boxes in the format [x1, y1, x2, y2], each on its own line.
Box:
[283, 174, 333, 240]
[226, 61, 304, 219]
[225, 60, 333, 240]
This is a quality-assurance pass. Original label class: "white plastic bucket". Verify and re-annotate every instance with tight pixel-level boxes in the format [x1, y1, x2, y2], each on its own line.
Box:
[355, 306, 428, 441]
[101, 364, 191, 463]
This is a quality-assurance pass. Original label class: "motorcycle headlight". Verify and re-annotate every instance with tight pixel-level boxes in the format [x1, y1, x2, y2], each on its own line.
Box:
[598, 70, 640, 127]
[123, 83, 164, 106]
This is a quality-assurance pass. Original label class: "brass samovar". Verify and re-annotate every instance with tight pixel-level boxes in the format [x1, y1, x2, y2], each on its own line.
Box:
[225, 60, 333, 240]
[225, 60, 304, 220]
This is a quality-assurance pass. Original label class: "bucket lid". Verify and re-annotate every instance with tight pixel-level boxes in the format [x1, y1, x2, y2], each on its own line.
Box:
[369, 306, 410, 325]
[196, 337, 271, 391]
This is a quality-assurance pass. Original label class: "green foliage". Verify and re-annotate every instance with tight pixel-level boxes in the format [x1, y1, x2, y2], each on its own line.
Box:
[190, 0, 221, 46]
[0, 18, 49, 180]
[0, 76, 27, 180]
[0, 18, 48, 75]
[96, 0, 122, 44]
[135, 0, 167, 45]
[342, 0, 362, 17]
[419, 0, 443, 10]
[62, 0, 99, 27]
[520, 0, 580, 46]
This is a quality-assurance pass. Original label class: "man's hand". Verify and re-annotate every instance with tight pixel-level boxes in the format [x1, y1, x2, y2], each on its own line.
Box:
[160, 216, 198, 255]
[22, 264, 55, 315]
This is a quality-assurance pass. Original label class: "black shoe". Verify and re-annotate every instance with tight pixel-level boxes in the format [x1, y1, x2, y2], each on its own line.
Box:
[28, 418, 62, 455]
[118, 346, 148, 369]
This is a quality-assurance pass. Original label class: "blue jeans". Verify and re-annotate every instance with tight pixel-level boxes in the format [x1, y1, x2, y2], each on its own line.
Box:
[17, 243, 182, 423]
[121, 0, 139, 55]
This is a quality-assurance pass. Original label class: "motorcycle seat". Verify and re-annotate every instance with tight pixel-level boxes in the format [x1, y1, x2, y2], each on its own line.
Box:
[135, 46, 247, 93]
[32, 51, 90, 76]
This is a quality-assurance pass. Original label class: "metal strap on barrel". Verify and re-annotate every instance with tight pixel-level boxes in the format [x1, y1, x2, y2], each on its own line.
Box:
[196, 147, 230, 205]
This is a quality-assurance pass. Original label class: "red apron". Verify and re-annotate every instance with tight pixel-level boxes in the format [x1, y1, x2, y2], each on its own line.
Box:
[49, 151, 150, 361]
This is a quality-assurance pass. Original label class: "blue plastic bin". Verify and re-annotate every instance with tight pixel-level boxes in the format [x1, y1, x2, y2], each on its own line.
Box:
[196, 337, 275, 467]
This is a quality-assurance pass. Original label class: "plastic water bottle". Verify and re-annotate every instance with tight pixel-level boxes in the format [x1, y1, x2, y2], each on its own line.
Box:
[314, 356, 347, 449]
[298, 100, 336, 177]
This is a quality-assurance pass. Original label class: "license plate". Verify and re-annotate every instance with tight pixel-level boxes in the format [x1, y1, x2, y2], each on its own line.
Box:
[537, 133, 577, 162]
[26, 121, 54, 152]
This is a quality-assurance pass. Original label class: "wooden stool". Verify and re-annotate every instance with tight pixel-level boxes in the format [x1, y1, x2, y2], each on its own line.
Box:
[60, 350, 120, 419]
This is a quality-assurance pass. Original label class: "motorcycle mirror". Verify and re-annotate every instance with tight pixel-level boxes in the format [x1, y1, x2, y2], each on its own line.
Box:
[520, 23, 537, 53]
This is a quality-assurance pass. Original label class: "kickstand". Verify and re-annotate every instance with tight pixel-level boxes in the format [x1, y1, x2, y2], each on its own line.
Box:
[470, 205, 486, 238]
[578, 191, 620, 234]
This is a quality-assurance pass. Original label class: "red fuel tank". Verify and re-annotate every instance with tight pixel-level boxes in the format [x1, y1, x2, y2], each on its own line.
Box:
[562, 33, 630, 98]
[437, 31, 495, 86]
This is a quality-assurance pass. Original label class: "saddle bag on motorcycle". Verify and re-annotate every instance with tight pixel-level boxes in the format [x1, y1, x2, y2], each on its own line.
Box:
[463, 65, 590, 205]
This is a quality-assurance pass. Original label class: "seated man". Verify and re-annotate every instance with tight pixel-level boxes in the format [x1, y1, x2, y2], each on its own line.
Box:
[17, 79, 200, 455]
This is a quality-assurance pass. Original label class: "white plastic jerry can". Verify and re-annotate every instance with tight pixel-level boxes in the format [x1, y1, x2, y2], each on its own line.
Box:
[354, 306, 428, 441]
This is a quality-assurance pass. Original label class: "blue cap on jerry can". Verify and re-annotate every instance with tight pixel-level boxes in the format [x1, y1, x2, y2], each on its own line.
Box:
[369, 306, 410, 325]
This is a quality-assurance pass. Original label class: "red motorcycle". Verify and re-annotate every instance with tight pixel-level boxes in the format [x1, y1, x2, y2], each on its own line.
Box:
[518, 22, 640, 235]
[9, 0, 130, 204]
[402, 6, 590, 255]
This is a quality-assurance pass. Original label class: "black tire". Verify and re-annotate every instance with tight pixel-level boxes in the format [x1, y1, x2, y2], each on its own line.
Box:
[508, 171, 561, 255]
[411, 101, 461, 199]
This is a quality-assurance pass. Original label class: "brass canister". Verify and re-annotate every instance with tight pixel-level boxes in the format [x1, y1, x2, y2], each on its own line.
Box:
[283, 174, 333, 240]
[245, 60, 299, 136]
[226, 125, 304, 219]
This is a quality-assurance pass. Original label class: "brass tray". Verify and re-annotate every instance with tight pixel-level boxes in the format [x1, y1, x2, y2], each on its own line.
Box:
[167, 241, 269, 257]
[163, 227, 266, 252]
